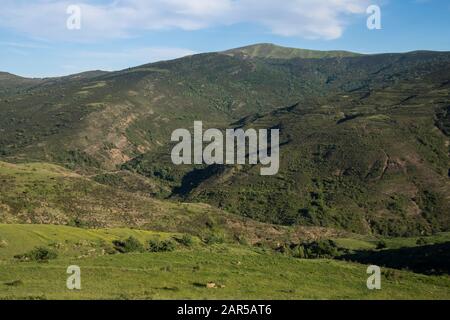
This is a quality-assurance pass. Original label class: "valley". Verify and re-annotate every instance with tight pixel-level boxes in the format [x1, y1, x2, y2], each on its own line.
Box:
[0, 44, 449, 299]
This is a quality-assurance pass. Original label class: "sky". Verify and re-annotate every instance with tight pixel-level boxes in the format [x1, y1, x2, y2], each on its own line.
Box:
[0, 0, 449, 78]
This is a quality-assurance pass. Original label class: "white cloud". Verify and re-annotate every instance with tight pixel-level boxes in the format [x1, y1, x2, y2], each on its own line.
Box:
[0, 0, 370, 41]
[231, 0, 369, 39]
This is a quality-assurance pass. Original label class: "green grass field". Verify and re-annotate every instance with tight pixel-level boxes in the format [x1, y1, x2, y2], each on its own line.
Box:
[0, 224, 449, 300]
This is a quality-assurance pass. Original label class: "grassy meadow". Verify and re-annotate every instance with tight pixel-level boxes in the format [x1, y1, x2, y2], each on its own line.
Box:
[0, 224, 449, 300]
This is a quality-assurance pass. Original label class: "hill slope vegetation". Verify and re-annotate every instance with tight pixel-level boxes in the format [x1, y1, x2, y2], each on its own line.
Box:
[0, 44, 449, 237]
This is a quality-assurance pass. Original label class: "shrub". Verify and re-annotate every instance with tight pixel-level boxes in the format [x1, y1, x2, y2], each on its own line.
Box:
[99, 240, 117, 255]
[148, 240, 176, 252]
[68, 217, 88, 228]
[14, 247, 58, 262]
[93, 173, 124, 187]
[383, 269, 402, 281]
[112, 236, 144, 253]
[0, 239, 8, 248]
[416, 238, 430, 246]
[174, 234, 194, 247]
[290, 240, 340, 259]
[376, 240, 387, 250]
[203, 234, 224, 245]
[306, 240, 339, 258]
[292, 245, 306, 259]
[234, 235, 248, 245]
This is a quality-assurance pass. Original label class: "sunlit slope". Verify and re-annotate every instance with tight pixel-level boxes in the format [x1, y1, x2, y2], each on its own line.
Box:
[0, 224, 448, 300]
[129, 77, 450, 236]
[0, 161, 343, 244]
[224, 43, 361, 59]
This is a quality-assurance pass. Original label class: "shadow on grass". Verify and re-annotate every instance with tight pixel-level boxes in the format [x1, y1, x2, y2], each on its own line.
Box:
[338, 242, 450, 275]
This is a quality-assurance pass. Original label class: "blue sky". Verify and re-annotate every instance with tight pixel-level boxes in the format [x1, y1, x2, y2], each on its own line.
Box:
[0, 0, 449, 78]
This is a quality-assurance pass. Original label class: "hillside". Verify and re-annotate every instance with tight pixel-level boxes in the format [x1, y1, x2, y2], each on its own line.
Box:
[0, 161, 344, 245]
[0, 224, 449, 300]
[176, 76, 450, 235]
[224, 43, 361, 59]
[0, 44, 449, 237]
[0, 72, 42, 97]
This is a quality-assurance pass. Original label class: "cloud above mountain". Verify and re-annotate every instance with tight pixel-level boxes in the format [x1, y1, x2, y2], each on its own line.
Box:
[0, 0, 370, 41]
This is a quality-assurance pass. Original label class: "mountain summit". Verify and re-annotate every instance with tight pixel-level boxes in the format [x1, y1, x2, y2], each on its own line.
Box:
[223, 43, 361, 59]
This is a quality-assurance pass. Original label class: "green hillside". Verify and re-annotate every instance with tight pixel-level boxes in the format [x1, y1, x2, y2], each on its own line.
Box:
[0, 161, 345, 246]
[178, 82, 450, 235]
[116, 49, 450, 236]
[0, 44, 449, 239]
[0, 224, 448, 300]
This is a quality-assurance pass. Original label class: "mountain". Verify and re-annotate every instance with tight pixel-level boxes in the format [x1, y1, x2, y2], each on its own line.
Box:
[0, 44, 449, 237]
[224, 43, 361, 59]
[180, 93, 450, 236]
[0, 72, 42, 96]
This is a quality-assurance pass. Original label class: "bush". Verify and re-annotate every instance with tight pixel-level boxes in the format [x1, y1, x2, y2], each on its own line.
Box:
[0, 239, 8, 248]
[306, 240, 339, 258]
[383, 269, 402, 281]
[203, 234, 224, 245]
[148, 240, 176, 252]
[14, 247, 58, 262]
[113, 236, 144, 253]
[292, 245, 306, 259]
[288, 240, 340, 259]
[234, 235, 248, 245]
[376, 240, 387, 250]
[174, 234, 194, 247]
[416, 238, 430, 246]
[68, 217, 88, 228]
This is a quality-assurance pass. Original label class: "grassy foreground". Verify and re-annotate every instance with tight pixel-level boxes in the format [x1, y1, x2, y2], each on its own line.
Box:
[0, 224, 449, 300]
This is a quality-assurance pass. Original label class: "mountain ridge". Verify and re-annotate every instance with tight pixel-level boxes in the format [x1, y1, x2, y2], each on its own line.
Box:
[4, 43, 450, 80]
[0, 43, 449, 237]
[223, 43, 362, 59]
